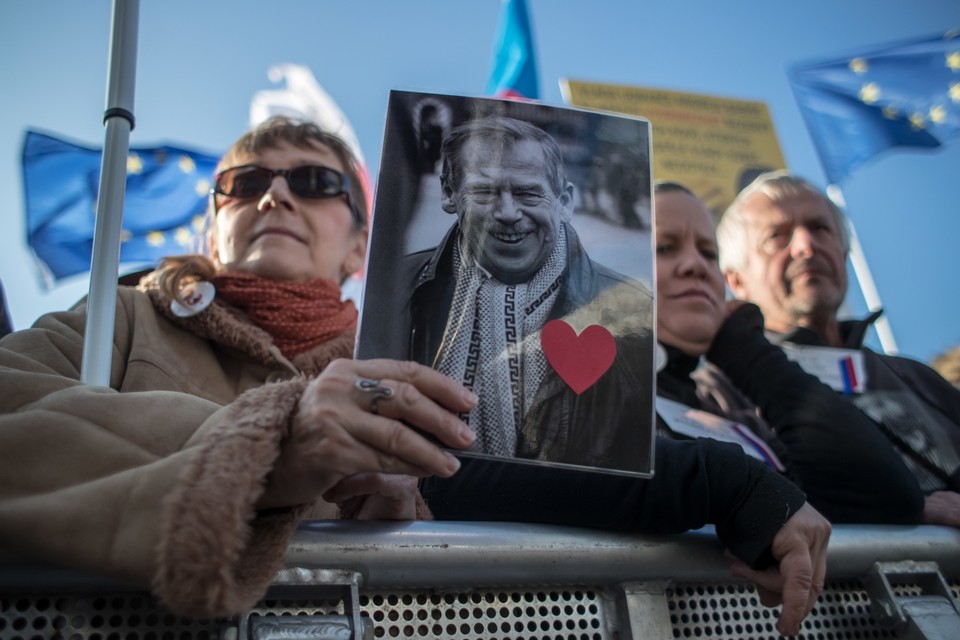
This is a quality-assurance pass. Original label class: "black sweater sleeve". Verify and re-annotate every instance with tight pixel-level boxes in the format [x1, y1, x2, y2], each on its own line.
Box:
[706, 303, 924, 524]
[421, 436, 805, 568]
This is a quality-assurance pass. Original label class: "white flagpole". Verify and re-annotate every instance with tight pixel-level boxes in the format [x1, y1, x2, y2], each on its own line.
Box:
[825, 184, 899, 355]
[81, 0, 139, 386]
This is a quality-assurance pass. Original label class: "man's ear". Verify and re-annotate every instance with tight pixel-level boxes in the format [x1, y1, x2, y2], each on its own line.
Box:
[440, 180, 458, 214]
[724, 269, 748, 300]
[558, 181, 575, 220]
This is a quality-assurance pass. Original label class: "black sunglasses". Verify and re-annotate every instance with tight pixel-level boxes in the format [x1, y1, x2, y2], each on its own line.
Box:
[212, 164, 358, 220]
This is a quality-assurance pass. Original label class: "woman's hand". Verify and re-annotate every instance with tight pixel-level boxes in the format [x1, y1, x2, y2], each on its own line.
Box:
[257, 358, 476, 509]
[323, 472, 423, 520]
[729, 502, 830, 636]
[922, 490, 960, 527]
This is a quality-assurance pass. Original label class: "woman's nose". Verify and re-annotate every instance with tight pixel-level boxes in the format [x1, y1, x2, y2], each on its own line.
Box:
[258, 175, 293, 213]
[677, 246, 708, 277]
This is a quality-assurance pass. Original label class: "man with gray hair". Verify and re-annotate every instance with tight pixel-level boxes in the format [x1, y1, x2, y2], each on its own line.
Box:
[716, 170, 960, 527]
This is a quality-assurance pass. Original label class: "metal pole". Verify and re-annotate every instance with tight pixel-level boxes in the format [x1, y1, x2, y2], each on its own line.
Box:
[826, 184, 899, 355]
[81, 0, 139, 386]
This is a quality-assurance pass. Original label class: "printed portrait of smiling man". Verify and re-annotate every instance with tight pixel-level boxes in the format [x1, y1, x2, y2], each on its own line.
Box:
[440, 118, 573, 286]
[384, 113, 654, 475]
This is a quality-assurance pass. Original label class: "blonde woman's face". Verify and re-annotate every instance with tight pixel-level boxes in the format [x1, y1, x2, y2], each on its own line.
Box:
[655, 190, 726, 356]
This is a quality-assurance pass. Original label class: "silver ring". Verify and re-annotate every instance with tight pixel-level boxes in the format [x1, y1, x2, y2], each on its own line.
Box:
[355, 377, 395, 414]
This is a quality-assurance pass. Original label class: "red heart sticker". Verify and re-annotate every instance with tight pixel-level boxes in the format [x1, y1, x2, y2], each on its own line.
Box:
[541, 320, 617, 395]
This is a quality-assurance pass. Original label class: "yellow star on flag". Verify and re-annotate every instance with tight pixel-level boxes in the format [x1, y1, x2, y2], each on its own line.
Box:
[909, 112, 926, 129]
[191, 215, 207, 233]
[119, 229, 133, 243]
[127, 153, 143, 175]
[947, 51, 960, 71]
[174, 227, 194, 247]
[882, 105, 899, 119]
[859, 83, 880, 104]
[195, 178, 211, 197]
[929, 105, 947, 124]
[849, 58, 869, 74]
[178, 155, 196, 173]
[950, 82, 960, 103]
[146, 231, 166, 247]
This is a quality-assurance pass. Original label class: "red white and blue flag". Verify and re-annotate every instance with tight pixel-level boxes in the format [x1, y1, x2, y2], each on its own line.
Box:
[485, 0, 540, 99]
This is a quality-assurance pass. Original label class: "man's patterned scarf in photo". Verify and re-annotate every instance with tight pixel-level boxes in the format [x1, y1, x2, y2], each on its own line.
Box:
[435, 227, 567, 456]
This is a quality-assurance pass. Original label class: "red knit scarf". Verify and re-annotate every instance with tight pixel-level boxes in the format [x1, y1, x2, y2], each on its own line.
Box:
[211, 272, 357, 359]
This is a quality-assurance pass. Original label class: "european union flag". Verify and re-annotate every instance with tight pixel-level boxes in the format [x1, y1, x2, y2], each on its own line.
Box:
[485, 0, 539, 99]
[788, 29, 960, 185]
[22, 130, 220, 286]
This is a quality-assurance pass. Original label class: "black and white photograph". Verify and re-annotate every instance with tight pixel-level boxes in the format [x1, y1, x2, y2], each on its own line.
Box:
[358, 91, 655, 477]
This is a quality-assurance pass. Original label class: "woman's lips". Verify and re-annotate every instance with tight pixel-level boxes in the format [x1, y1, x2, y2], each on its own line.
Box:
[253, 228, 304, 243]
[671, 289, 712, 300]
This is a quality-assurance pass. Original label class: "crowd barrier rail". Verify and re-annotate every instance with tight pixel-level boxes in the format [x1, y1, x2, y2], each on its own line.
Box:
[3, 521, 960, 640]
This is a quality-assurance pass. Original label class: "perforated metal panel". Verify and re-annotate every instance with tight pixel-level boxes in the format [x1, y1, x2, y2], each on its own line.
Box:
[4, 580, 960, 640]
[0, 593, 219, 639]
[356, 588, 607, 639]
[666, 580, 960, 640]
[667, 580, 898, 640]
[0, 587, 608, 640]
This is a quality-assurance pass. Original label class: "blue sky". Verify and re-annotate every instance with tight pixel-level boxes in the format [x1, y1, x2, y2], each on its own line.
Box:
[1, 0, 958, 363]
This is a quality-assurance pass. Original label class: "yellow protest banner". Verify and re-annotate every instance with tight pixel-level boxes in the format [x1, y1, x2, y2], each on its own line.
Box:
[561, 79, 786, 217]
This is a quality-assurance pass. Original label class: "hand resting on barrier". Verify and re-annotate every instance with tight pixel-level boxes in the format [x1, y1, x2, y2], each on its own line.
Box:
[729, 502, 830, 637]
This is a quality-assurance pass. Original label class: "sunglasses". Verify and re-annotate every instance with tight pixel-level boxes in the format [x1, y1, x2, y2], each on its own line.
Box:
[212, 164, 358, 220]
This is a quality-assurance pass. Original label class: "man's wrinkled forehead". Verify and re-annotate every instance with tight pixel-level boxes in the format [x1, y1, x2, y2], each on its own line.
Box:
[741, 191, 836, 230]
[460, 135, 541, 164]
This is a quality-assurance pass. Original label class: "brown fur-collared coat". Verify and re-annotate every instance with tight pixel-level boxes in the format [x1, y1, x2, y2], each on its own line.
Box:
[0, 275, 374, 618]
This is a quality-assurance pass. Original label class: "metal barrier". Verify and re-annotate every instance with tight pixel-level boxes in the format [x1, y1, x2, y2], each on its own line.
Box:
[2, 522, 960, 639]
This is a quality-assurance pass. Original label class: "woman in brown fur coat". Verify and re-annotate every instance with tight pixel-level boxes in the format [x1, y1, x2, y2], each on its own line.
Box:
[0, 116, 476, 617]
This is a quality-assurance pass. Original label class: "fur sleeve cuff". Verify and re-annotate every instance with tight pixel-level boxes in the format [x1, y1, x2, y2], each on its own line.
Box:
[154, 377, 309, 618]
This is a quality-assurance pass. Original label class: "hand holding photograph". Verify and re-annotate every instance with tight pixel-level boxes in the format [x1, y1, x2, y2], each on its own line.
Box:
[357, 91, 655, 477]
